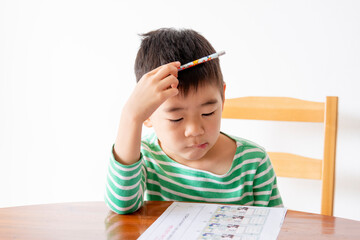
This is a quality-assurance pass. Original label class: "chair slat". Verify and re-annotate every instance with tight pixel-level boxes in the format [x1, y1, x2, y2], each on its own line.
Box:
[268, 152, 322, 179]
[222, 97, 325, 122]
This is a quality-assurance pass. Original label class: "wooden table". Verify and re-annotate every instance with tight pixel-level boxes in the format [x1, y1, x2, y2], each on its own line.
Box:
[0, 201, 359, 239]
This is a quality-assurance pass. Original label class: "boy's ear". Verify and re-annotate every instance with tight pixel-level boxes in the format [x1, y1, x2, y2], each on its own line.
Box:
[144, 118, 153, 128]
[222, 83, 227, 109]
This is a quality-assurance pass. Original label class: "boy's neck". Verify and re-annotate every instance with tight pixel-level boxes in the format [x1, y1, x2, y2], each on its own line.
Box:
[160, 133, 237, 175]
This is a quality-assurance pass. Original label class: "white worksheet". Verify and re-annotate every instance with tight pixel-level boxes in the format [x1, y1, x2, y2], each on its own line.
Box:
[138, 202, 287, 240]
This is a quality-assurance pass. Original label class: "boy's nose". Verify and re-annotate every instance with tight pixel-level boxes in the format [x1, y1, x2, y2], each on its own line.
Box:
[184, 120, 205, 137]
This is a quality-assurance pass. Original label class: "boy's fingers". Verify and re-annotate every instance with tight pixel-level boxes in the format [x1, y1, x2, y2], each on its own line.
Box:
[170, 83, 178, 89]
[158, 74, 178, 90]
[173, 61, 181, 68]
[152, 62, 180, 80]
[162, 86, 179, 99]
[148, 61, 179, 74]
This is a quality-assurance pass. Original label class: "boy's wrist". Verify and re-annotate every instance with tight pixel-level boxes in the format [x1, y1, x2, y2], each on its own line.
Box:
[121, 103, 146, 125]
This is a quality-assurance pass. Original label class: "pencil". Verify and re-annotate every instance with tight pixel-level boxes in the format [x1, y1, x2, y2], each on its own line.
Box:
[178, 51, 226, 71]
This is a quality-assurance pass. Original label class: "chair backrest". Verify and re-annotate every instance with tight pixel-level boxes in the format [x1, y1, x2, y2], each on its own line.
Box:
[222, 96, 338, 216]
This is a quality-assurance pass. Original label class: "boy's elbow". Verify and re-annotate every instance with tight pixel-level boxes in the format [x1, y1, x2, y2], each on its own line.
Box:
[105, 195, 143, 215]
[108, 206, 136, 215]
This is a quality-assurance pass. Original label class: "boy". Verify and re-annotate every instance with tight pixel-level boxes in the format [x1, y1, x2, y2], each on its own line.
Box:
[105, 28, 283, 214]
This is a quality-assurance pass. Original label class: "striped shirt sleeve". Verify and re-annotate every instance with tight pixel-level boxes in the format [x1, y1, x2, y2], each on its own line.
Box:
[252, 153, 283, 207]
[104, 147, 146, 214]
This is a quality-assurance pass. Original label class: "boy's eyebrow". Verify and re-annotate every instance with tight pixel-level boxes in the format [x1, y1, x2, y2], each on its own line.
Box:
[164, 106, 184, 113]
[201, 99, 219, 106]
[164, 99, 219, 113]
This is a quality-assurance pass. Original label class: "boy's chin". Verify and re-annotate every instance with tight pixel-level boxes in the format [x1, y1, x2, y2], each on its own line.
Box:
[168, 152, 205, 164]
[165, 144, 213, 163]
[181, 150, 210, 162]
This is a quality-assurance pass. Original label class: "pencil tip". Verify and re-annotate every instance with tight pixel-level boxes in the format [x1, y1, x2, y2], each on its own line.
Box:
[219, 51, 226, 56]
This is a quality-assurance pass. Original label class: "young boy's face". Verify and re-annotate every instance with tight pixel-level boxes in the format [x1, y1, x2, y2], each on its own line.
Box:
[145, 83, 225, 164]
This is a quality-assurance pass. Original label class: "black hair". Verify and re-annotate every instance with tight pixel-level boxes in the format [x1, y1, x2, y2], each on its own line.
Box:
[134, 28, 224, 99]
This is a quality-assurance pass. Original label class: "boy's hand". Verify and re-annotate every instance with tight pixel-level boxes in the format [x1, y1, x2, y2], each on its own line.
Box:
[124, 61, 181, 123]
[114, 61, 180, 165]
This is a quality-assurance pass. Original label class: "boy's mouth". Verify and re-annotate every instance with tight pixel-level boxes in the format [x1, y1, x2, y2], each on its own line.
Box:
[197, 143, 208, 149]
[189, 143, 208, 149]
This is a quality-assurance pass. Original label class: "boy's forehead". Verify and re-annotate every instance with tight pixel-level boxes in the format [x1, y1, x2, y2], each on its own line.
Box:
[160, 84, 223, 111]
[179, 83, 222, 98]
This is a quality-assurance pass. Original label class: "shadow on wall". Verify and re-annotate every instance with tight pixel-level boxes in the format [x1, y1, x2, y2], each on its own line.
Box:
[338, 112, 360, 134]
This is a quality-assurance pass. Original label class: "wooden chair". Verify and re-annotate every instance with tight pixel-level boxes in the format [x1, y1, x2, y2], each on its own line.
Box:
[222, 96, 338, 216]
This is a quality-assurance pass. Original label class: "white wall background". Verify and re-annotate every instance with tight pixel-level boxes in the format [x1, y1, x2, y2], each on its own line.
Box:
[1, 0, 359, 220]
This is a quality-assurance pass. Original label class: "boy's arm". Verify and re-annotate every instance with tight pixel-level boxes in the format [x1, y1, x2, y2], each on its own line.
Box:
[105, 62, 180, 214]
[113, 62, 180, 165]
[105, 152, 146, 214]
[253, 153, 283, 207]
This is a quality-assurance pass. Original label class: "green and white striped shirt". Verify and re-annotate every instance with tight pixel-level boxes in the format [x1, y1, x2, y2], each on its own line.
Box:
[105, 132, 283, 214]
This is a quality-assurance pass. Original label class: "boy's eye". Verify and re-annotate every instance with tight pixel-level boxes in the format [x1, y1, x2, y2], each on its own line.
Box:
[202, 111, 215, 116]
[169, 118, 183, 123]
